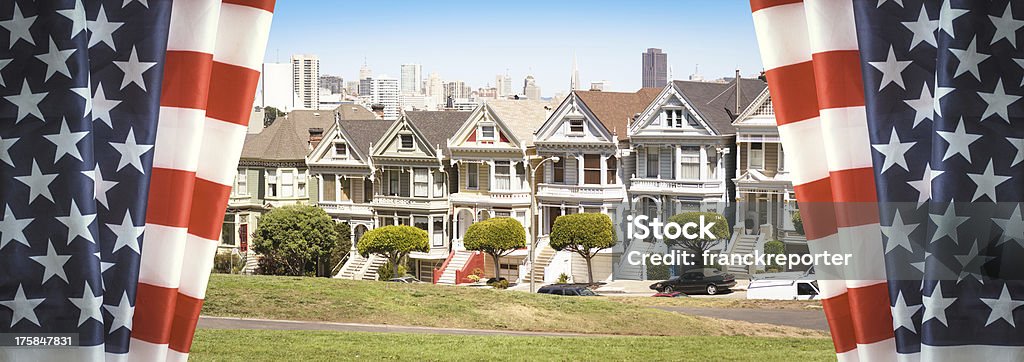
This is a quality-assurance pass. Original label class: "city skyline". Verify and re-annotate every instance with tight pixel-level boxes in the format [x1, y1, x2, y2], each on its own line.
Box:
[263, 1, 764, 97]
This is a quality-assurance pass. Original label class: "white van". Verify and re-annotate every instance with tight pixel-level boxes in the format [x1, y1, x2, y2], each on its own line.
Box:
[746, 278, 820, 300]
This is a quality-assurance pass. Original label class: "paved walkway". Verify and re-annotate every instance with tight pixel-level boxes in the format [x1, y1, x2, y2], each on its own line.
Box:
[653, 306, 829, 331]
[198, 316, 614, 337]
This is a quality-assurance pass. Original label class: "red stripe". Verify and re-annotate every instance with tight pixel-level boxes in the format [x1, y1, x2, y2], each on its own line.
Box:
[223, 0, 276, 12]
[750, 0, 802, 12]
[145, 168, 197, 227]
[131, 284, 178, 344]
[187, 178, 232, 241]
[765, 62, 820, 126]
[160, 51, 214, 110]
[793, 178, 838, 240]
[822, 292, 858, 353]
[205, 62, 260, 126]
[168, 293, 205, 353]
[830, 168, 880, 229]
[810, 50, 865, 110]
[847, 283, 894, 345]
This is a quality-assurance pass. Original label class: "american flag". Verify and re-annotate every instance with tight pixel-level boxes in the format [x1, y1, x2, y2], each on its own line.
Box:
[0, 0, 274, 360]
[752, 0, 1024, 360]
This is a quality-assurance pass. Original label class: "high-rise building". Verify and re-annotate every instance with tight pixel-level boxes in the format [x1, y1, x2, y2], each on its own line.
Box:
[496, 73, 513, 97]
[259, 62, 293, 111]
[444, 80, 469, 100]
[400, 64, 422, 95]
[291, 54, 320, 109]
[320, 75, 343, 94]
[523, 75, 541, 100]
[359, 61, 372, 80]
[426, 72, 444, 108]
[642, 48, 668, 88]
[345, 80, 360, 96]
[368, 76, 400, 120]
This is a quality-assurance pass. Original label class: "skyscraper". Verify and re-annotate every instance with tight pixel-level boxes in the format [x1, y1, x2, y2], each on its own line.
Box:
[291, 54, 320, 109]
[368, 76, 400, 120]
[642, 48, 667, 88]
[320, 75, 343, 94]
[359, 61, 372, 80]
[523, 75, 541, 100]
[400, 63, 422, 95]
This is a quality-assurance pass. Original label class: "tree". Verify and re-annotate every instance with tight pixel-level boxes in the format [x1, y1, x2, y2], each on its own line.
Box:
[463, 217, 526, 279]
[549, 213, 616, 284]
[764, 240, 786, 272]
[251, 205, 341, 276]
[792, 211, 804, 235]
[665, 212, 730, 265]
[328, 222, 352, 276]
[357, 225, 429, 277]
[264, 106, 283, 127]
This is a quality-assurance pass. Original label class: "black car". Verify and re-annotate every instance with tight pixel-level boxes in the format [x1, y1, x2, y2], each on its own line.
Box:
[649, 268, 736, 295]
[537, 284, 598, 296]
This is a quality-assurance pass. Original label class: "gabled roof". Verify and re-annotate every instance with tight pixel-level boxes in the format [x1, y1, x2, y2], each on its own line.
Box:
[338, 119, 395, 157]
[573, 88, 661, 141]
[404, 111, 472, 154]
[240, 105, 376, 161]
[483, 99, 552, 147]
[672, 79, 766, 134]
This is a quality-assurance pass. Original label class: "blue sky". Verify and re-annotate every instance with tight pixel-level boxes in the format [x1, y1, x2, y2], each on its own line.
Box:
[264, 1, 764, 97]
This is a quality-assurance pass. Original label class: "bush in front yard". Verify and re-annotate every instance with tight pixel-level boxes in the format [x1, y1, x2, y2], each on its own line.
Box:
[550, 213, 616, 284]
[213, 252, 244, 274]
[764, 240, 786, 272]
[252, 205, 343, 277]
[358, 225, 429, 278]
[376, 260, 409, 281]
[464, 217, 526, 280]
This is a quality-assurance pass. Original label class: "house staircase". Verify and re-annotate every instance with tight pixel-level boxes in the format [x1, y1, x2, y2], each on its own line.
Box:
[435, 250, 478, 285]
[614, 240, 656, 280]
[519, 240, 557, 284]
[335, 253, 387, 281]
[726, 233, 759, 278]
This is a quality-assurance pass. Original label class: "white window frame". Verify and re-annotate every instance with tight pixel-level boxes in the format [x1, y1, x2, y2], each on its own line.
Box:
[749, 142, 765, 170]
[413, 168, 429, 197]
[332, 142, 348, 159]
[433, 169, 445, 197]
[466, 163, 479, 190]
[266, 169, 278, 197]
[680, 146, 700, 180]
[646, 146, 659, 178]
[399, 133, 414, 150]
[233, 169, 248, 196]
[567, 117, 585, 135]
[665, 109, 684, 128]
[493, 161, 511, 191]
[478, 123, 496, 141]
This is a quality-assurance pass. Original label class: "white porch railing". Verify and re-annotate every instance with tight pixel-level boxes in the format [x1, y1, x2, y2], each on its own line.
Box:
[371, 196, 448, 209]
[629, 178, 724, 192]
[536, 184, 625, 198]
[317, 202, 374, 215]
[449, 191, 532, 204]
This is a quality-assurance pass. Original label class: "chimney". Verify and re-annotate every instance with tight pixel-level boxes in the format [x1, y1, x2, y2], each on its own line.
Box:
[308, 128, 324, 149]
[370, 104, 385, 119]
[735, 68, 742, 114]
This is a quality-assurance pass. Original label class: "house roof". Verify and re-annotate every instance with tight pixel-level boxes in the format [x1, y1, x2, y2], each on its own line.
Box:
[240, 105, 376, 161]
[672, 79, 766, 134]
[337, 119, 395, 157]
[404, 111, 472, 154]
[484, 99, 552, 146]
[574, 88, 662, 141]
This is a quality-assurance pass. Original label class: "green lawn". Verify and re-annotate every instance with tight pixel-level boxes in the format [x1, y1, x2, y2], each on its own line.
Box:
[202, 274, 824, 338]
[190, 329, 836, 362]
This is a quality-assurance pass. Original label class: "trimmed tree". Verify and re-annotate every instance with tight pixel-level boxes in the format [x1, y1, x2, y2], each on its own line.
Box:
[251, 205, 341, 276]
[357, 225, 429, 278]
[549, 213, 616, 284]
[764, 239, 786, 272]
[664, 211, 730, 265]
[464, 217, 526, 279]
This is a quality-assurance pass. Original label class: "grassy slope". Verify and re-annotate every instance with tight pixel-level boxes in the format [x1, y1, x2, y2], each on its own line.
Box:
[602, 296, 823, 310]
[202, 274, 824, 338]
[191, 329, 835, 362]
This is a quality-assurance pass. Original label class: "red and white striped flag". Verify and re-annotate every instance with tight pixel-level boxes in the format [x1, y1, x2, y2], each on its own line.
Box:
[131, 0, 274, 360]
[749, 0, 895, 360]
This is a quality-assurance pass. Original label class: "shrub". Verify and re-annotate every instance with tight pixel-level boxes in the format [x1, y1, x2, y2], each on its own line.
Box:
[764, 240, 786, 271]
[464, 217, 526, 279]
[488, 279, 510, 289]
[358, 225, 429, 277]
[550, 213, 616, 284]
[213, 252, 243, 274]
[793, 211, 804, 235]
[251, 205, 342, 277]
[466, 274, 481, 283]
[645, 258, 671, 280]
[664, 212, 730, 264]
[557, 273, 570, 284]
[377, 260, 409, 281]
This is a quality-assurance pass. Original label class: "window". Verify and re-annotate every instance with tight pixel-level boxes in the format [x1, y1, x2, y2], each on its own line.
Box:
[665, 109, 684, 128]
[797, 282, 819, 296]
[779, 144, 786, 171]
[583, 154, 601, 185]
[750, 142, 764, 170]
[333, 142, 347, 159]
[552, 158, 565, 183]
[568, 118, 584, 134]
[280, 170, 295, 197]
[680, 146, 700, 179]
[297, 171, 307, 197]
[606, 157, 617, 184]
[234, 169, 248, 196]
[432, 219, 444, 247]
[363, 179, 373, 202]
[385, 169, 401, 196]
[494, 161, 511, 190]
[322, 175, 336, 202]
[339, 177, 352, 201]
[514, 162, 526, 189]
[221, 214, 236, 246]
[467, 163, 479, 189]
[706, 148, 718, 179]
[414, 216, 429, 232]
[400, 134, 414, 150]
[433, 169, 444, 197]
[479, 124, 495, 141]
[646, 147, 659, 178]
[266, 170, 278, 197]
[413, 168, 429, 197]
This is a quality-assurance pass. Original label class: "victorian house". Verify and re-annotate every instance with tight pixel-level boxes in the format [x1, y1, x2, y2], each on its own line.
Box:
[528, 89, 660, 284]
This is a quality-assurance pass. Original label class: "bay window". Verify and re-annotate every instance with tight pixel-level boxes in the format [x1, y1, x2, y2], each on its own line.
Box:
[413, 168, 429, 197]
[606, 157, 617, 184]
[646, 147, 659, 178]
[322, 175, 336, 202]
[680, 146, 700, 179]
[552, 158, 565, 183]
[494, 161, 511, 190]
[433, 169, 444, 197]
[339, 177, 352, 201]
[467, 163, 479, 189]
[750, 142, 764, 170]
[266, 170, 278, 197]
[233, 169, 248, 196]
[583, 155, 601, 185]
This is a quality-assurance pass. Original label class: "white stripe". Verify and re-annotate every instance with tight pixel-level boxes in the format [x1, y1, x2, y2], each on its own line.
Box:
[153, 107, 205, 170]
[212, 3, 274, 70]
[166, 349, 189, 362]
[855, 338, 897, 361]
[752, 3, 812, 70]
[803, 0, 859, 53]
[777, 116, 830, 185]
[838, 224, 887, 286]
[194, 119, 246, 185]
[178, 234, 219, 298]
[138, 224, 188, 288]
[1, 345, 104, 361]
[921, 344, 1024, 361]
[819, 106, 873, 172]
[836, 348, 859, 362]
[166, 0, 222, 52]
[897, 351, 921, 362]
[127, 338, 168, 362]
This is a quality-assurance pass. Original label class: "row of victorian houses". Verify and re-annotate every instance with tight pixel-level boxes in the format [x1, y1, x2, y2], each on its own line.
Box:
[223, 75, 806, 283]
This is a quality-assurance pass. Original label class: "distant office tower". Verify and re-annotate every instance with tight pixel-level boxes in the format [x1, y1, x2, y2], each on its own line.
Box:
[292, 54, 320, 109]
[320, 75, 343, 94]
[345, 80, 360, 96]
[642, 48, 667, 88]
[523, 75, 541, 100]
[359, 61, 372, 80]
[496, 73, 513, 97]
[426, 72, 444, 108]
[369, 76, 400, 120]
[445, 80, 468, 100]
[260, 62, 293, 111]
[400, 64, 422, 95]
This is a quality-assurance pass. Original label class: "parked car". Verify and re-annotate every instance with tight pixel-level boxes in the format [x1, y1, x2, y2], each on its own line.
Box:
[747, 279, 819, 300]
[537, 284, 599, 296]
[648, 268, 736, 295]
[388, 276, 423, 283]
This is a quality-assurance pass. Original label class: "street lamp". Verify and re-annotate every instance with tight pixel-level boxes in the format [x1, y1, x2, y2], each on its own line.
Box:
[528, 155, 559, 293]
